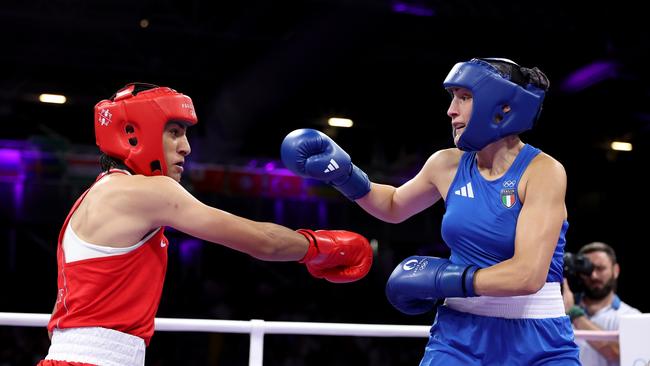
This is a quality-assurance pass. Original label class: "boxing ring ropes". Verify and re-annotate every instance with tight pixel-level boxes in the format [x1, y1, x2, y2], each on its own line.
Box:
[1, 312, 618, 365]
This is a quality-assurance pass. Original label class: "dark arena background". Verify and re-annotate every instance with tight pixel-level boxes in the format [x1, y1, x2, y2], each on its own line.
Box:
[1, 1, 648, 365]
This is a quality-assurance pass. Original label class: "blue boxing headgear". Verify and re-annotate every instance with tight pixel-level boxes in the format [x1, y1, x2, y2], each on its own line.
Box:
[443, 58, 549, 151]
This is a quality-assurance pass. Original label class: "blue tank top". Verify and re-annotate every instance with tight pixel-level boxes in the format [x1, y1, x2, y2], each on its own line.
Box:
[441, 144, 566, 282]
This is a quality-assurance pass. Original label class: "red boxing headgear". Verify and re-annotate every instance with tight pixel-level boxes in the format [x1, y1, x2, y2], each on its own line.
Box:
[94, 83, 198, 176]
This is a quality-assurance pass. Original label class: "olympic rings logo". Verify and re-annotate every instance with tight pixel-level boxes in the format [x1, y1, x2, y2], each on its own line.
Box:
[633, 359, 650, 366]
[503, 180, 516, 188]
[402, 259, 419, 271]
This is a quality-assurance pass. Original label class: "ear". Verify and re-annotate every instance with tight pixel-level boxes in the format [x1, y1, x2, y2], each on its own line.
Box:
[613, 263, 620, 279]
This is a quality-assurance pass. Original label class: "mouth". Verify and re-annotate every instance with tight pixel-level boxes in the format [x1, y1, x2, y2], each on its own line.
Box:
[174, 161, 185, 172]
[452, 122, 466, 137]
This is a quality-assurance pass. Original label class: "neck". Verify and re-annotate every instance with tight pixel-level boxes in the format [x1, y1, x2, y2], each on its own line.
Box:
[475, 136, 524, 178]
[582, 292, 616, 316]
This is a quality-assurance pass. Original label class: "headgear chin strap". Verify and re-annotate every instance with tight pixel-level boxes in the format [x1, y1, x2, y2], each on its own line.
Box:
[443, 58, 548, 151]
[94, 83, 198, 176]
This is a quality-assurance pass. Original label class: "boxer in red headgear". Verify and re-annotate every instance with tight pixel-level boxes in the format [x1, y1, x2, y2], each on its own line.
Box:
[94, 83, 198, 176]
[39, 83, 373, 366]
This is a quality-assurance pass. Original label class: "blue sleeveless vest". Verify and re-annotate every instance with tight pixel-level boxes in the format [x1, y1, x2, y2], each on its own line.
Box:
[441, 144, 566, 282]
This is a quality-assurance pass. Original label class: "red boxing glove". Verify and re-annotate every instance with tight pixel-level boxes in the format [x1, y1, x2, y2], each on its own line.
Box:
[297, 229, 373, 283]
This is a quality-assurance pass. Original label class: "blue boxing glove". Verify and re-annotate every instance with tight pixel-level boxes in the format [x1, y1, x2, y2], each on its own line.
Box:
[281, 128, 371, 200]
[385, 256, 479, 315]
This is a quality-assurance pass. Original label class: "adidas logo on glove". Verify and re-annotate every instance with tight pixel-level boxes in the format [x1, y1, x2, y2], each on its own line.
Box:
[324, 159, 339, 173]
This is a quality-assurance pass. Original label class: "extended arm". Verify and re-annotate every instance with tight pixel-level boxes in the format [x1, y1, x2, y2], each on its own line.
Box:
[356, 152, 449, 223]
[131, 176, 373, 282]
[281, 129, 452, 223]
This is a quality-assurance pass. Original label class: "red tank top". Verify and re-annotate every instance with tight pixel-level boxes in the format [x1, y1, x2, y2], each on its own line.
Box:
[47, 169, 168, 346]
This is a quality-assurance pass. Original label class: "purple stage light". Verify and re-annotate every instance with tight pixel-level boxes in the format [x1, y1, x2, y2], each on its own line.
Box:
[561, 60, 618, 93]
[179, 238, 203, 265]
[274, 199, 285, 224]
[264, 162, 276, 171]
[247, 159, 258, 168]
[318, 200, 328, 228]
[0, 148, 26, 213]
[392, 1, 434, 16]
[0, 148, 21, 169]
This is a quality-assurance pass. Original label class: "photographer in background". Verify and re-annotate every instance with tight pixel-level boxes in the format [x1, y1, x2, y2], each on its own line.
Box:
[563, 242, 641, 366]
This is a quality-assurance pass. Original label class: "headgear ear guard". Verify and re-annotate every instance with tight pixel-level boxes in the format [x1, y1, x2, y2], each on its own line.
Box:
[94, 83, 198, 176]
[443, 58, 549, 151]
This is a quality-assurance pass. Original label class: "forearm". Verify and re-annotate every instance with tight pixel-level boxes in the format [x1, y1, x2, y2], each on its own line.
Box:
[179, 206, 309, 261]
[356, 183, 404, 223]
[474, 258, 545, 296]
[193, 210, 308, 261]
[572, 316, 620, 361]
[246, 221, 309, 261]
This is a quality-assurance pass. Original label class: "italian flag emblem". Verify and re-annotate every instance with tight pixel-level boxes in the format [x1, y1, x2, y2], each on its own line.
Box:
[500, 188, 516, 208]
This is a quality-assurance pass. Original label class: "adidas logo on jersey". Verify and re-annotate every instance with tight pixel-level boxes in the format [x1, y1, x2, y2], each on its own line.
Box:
[454, 182, 474, 198]
[323, 159, 340, 173]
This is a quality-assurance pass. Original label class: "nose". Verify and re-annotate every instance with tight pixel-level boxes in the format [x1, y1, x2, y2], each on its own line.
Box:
[178, 135, 191, 156]
[447, 99, 459, 119]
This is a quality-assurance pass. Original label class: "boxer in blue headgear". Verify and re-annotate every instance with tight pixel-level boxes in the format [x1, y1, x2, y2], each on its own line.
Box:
[282, 56, 579, 365]
[443, 58, 550, 151]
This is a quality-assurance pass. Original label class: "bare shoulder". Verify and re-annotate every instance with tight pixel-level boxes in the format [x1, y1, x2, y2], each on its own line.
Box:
[521, 152, 567, 202]
[528, 152, 567, 182]
[123, 174, 181, 194]
[90, 174, 187, 210]
[70, 174, 191, 245]
[425, 148, 463, 171]
[420, 148, 463, 196]
[96, 174, 178, 194]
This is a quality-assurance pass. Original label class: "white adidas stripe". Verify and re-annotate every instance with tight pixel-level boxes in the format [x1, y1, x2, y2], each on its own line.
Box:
[454, 182, 474, 198]
[323, 159, 340, 173]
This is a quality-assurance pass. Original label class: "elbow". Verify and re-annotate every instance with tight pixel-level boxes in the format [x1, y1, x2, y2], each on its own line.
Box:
[249, 245, 279, 261]
[517, 273, 547, 295]
[520, 280, 545, 295]
[377, 208, 409, 224]
[362, 211, 404, 224]
[248, 238, 282, 261]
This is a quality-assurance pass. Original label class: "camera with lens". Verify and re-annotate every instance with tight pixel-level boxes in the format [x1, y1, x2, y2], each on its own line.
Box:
[563, 252, 594, 293]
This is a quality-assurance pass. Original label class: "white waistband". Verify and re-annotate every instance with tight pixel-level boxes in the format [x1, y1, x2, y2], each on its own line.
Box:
[45, 327, 145, 366]
[444, 282, 566, 319]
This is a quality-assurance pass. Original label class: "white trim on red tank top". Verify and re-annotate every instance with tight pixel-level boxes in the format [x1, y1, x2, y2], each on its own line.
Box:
[63, 167, 160, 263]
[63, 224, 161, 263]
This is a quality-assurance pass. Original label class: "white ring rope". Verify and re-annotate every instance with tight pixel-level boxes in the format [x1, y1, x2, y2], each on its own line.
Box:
[0, 312, 619, 366]
[0, 312, 618, 341]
